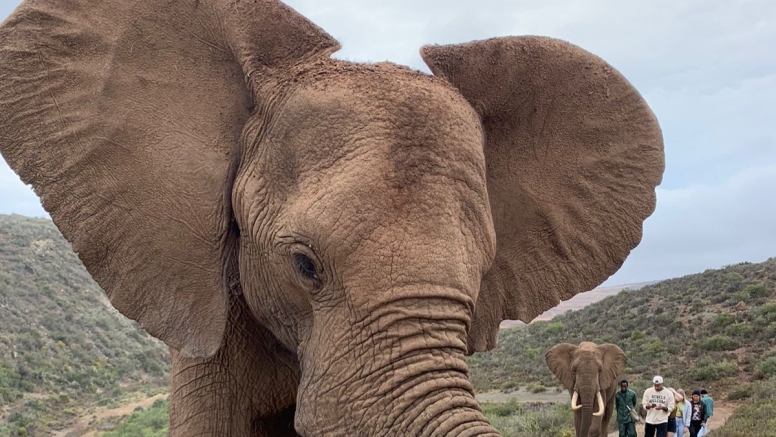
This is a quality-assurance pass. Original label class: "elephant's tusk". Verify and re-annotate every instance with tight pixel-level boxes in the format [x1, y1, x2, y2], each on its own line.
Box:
[570, 391, 582, 410]
[593, 391, 605, 416]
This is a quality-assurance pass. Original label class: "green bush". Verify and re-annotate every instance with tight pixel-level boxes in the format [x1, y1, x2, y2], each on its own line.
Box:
[710, 400, 776, 437]
[743, 283, 772, 299]
[724, 322, 754, 337]
[712, 313, 736, 328]
[757, 357, 776, 378]
[100, 398, 169, 437]
[482, 399, 520, 417]
[641, 339, 666, 357]
[544, 322, 565, 335]
[501, 381, 519, 391]
[699, 334, 738, 351]
[726, 385, 752, 401]
[526, 382, 547, 394]
[689, 359, 738, 382]
[483, 403, 574, 437]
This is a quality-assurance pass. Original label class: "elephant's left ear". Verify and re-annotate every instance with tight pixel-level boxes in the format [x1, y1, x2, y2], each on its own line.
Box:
[598, 344, 627, 389]
[421, 36, 664, 353]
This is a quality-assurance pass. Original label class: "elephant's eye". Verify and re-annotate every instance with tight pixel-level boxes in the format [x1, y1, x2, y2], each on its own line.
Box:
[294, 253, 319, 280]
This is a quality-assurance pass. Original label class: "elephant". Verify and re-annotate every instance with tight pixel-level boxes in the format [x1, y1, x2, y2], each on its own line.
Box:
[0, 0, 664, 436]
[545, 342, 629, 437]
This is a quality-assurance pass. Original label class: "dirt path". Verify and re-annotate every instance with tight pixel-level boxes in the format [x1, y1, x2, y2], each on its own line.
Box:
[606, 402, 738, 437]
[52, 393, 168, 437]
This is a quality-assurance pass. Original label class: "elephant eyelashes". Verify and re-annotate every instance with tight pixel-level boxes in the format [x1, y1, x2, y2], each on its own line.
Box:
[294, 253, 320, 282]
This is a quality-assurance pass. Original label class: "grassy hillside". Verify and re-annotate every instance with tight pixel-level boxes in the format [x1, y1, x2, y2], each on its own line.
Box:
[0, 214, 170, 436]
[2, 212, 775, 436]
[467, 257, 776, 399]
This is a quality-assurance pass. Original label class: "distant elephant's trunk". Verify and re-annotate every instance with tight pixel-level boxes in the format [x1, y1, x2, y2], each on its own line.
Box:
[577, 385, 601, 437]
[294, 287, 502, 436]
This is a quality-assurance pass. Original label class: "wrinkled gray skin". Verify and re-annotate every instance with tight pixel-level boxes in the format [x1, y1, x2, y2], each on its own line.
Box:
[0, 0, 664, 435]
[546, 342, 628, 437]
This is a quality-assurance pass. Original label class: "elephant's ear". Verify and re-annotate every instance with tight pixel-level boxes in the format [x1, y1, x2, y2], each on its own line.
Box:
[421, 36, 664, 352]
[598, 344, 627, 390]
[0, 0, 339, 358]
[545, 343, 577, 389]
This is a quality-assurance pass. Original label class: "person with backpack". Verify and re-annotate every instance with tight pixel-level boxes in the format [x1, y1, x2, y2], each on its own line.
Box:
[700, 389, 714, 424]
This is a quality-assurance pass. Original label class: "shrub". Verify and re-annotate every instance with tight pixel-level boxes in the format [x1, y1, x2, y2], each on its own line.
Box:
[544, 322, 565, 335]
[482, 399, 520, 417]
[757, 357, 776, 378]
[743, 283, 772, 299]
[725, 323, 754, 337]
[526, 382, 547, 393]
[641, 339, 666, 357]
[699, 335, 738, 351]
[710, 399, 776, 437]
[756, 304, 776, 323]
[483, 403, 574, 437]
[727, 385, 752, 400]
[712, 313, 735, 328]
[102, 398, 169, 437]
[689, 360, 738, 382]
[501, 381, 519, 391]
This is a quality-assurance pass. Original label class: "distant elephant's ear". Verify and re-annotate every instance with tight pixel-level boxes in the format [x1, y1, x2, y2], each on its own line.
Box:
[545, 343, 577, 389]
[598, 344, 627, 389]
[0, 0, 339, 358]
[421, 36, 664, 353]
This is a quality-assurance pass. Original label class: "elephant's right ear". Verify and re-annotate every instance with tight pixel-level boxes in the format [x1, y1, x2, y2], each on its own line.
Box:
[545, 343, 577, 389]
[0, 0, 339, 358]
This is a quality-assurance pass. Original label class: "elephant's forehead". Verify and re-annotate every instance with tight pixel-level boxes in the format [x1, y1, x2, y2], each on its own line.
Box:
[271, 67, 486, 177]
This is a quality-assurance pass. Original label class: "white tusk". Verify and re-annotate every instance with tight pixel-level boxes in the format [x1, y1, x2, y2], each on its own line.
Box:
[593, 391, 605, 416]
[571, 391, 582, 410]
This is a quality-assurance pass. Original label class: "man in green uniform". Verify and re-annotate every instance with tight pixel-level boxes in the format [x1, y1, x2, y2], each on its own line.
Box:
[615, 379, 638, 437]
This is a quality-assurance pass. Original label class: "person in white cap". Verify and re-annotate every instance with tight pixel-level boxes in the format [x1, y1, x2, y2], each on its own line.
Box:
[642, 375, 675, 437]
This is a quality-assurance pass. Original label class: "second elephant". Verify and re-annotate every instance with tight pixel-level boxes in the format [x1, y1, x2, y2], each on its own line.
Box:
[546, 342, 628, 437]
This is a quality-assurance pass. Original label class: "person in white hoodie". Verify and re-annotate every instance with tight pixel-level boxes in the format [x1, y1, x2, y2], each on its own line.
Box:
[642, 376, 676, 437]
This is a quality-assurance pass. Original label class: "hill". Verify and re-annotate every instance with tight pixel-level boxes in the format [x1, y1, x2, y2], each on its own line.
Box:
[467, 257, 776, 400]
[499, 281, 656, 329]
[3, 212, 775, 436]
[0, 214, 170, 436]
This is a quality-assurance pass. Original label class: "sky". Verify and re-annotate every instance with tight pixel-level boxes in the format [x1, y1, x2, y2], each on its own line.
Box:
[0, 0, 774, 286]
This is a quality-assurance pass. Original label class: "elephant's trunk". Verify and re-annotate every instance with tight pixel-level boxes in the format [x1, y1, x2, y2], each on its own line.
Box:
[385, 370, 501, 436]
[577, 386, 599, 437]
[294, 289, 502, 436]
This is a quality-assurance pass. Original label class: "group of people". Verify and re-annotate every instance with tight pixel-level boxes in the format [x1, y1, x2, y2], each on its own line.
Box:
[615, 376, 714, 437]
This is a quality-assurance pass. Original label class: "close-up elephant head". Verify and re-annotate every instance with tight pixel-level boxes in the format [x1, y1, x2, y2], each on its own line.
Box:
[0, 0, 663, 436]
[545, 342, 628, 437]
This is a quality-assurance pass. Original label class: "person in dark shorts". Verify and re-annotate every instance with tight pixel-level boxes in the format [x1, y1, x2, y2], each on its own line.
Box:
[642, 376, 676, 437]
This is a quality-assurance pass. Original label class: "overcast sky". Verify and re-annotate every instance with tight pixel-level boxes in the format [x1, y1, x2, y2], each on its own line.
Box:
[1, 0, 774, 286]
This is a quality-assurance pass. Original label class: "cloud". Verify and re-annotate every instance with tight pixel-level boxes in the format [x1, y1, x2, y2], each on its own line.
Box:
[607, 164, 776, 284]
